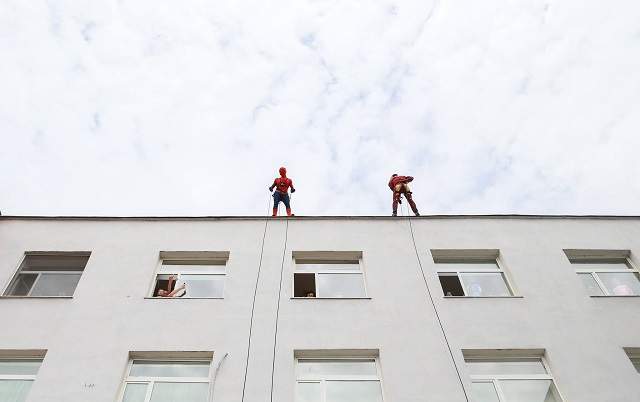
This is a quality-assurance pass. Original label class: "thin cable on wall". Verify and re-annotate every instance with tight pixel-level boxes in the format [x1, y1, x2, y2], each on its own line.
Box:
[406, 216, 470, 402]
[240, 196, 272, 402]
[270, 218, 289, 402]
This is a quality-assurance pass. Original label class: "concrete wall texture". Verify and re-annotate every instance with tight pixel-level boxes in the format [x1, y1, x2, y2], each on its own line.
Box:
[0, 216, 639, 402]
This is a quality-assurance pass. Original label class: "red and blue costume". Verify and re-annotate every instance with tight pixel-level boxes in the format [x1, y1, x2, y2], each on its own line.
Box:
[269, 167, 296, 216]
[389, 174, 419, 216]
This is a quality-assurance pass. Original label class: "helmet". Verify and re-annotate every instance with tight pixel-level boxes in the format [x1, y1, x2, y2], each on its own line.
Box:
[279, 167, 287, 177]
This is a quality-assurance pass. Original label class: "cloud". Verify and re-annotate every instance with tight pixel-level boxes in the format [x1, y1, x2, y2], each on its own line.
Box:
[1, 0, 639, 216]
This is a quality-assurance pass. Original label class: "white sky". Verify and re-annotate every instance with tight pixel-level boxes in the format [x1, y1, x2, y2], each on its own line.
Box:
[1, 0, 639, 216]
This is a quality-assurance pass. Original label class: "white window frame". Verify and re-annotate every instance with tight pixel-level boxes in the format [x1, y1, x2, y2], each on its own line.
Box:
[434, 254, 516, 298]
[295, 357, 385, 402]
[2, 252, 89, 298]
[118, 358, 212, 402]
[292, 258, 369, 299]
[148, 252, 229, 299]
[571, 257, 640, 297]
[465, 356, 564, 402]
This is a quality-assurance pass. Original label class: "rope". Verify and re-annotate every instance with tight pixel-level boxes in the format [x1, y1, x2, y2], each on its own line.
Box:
[406, 215, 470, 402]
[240, 195, 271, 402]
[270, 218, 289, 402]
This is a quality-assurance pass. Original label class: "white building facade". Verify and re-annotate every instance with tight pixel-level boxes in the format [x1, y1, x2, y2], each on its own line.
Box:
[0, 215, 639, 402]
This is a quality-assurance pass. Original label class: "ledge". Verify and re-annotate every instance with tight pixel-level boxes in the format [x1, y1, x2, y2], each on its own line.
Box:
[291, 297, 372, 300]
[0, 296, 73, 299]
[144, 297, 224, 300]
[443, 296, 524, 299]
[590, 295, 640, 298]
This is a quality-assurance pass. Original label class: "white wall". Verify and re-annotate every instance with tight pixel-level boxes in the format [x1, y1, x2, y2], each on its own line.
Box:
[0, 217, 638, 402]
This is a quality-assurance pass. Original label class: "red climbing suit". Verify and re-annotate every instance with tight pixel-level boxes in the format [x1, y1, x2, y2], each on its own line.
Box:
[272, 167, 294, 193]
[269, 167, 295, 217]
[389, 174, 419, 216]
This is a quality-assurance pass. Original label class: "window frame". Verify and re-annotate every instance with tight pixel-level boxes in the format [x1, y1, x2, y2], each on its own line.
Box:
[2, 252, 89, 298]
[567, 253, 640, 297]
[295, 357, 385, 402]
[465, 356, 564, 402]
[118, 358, 212, 402]
[0, 356, 44, 402]
[292, 257, 369, 299]
[434, 255, 516, 298]
[148, 252, 228, 299]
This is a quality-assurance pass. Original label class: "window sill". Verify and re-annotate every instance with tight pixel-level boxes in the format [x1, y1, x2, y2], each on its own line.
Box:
[290, 297, 372, 300]
[590, 295, 640, 298]
[144, 297, 224, 300]
[443, 296, 524, 299]
[0, 296, 74, 299]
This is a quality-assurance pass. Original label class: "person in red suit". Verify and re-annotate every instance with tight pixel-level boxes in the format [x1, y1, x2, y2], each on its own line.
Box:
[388, 174, 420, 216]
[269, 167, 296, 216]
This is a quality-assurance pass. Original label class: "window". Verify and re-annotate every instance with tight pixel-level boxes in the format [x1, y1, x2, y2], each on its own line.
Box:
[120, 357, 212, 402]
[0, 357, 43, 402]
[432, 250, 513, 297]
[295, 356, 384, 402]
[564, 250, 640, 296]
[151, 252, 229, 298]
[624, 348, 640, 374]
[292, 252, 366, 298]
[3, 253, 89, 297]
[464, 352, 563, 402]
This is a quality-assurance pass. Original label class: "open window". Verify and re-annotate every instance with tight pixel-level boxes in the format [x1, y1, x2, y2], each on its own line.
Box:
[151, 252, 229, 298]
[432, 249, 514, 297]
[120, 352, 212, 402]
[3, 253, 90, 297]
[292, 251, 367, 298]
[624, 348, 640, 374]
[564, 250, 640, 296]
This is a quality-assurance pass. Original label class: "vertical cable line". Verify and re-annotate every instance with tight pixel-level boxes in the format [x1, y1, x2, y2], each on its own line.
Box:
[270, 218, 289, 402]
[241, 196, 272, 402]
[406, 216, 470, 402]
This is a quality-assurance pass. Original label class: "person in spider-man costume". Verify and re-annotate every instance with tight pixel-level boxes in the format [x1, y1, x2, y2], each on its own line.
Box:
[388, 174, 420, 216]
[269, 167, 296, 217]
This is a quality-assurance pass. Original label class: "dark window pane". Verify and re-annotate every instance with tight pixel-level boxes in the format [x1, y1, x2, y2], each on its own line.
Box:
[294, 273, 316, 297]
[439, 274, 464, 296]
[5, 274, 37, 296]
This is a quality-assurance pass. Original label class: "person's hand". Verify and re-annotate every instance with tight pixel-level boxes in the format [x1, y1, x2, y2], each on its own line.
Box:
[291, 188, 296, 193]
[169, 275, 175, 280]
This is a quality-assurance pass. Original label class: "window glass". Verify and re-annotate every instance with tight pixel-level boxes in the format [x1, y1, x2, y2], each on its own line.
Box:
[298, 360, 377, 377]
[150, 382, 209, 402]
[317, 274, 366, 297]
[296, 263, 359, 272]
[21, 255, 89, 271]
[296, 382, 322, 402]
[325, 381, 383, 402]
[571, 262, 629, 271]
[466, 360, 547, 375]
[6, 274, 37, 296]
[459, 273, 511, 296]
[160, 264, 225, 274]
[597, 272, 640, 296]
[470, 382, 500, 402]
[180, 276, 224, 297]
[0, 380, 33, 402]
[130, 361, 209, 378]
[436, 262, 500, 271]
[122, 383, 148, 402]
[500, 379, 558, 402]
[0, 360, 41, 375]
[578, 273, 604, 296]
[632, 358, 640, 373]
[29, 273, 82, 296]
